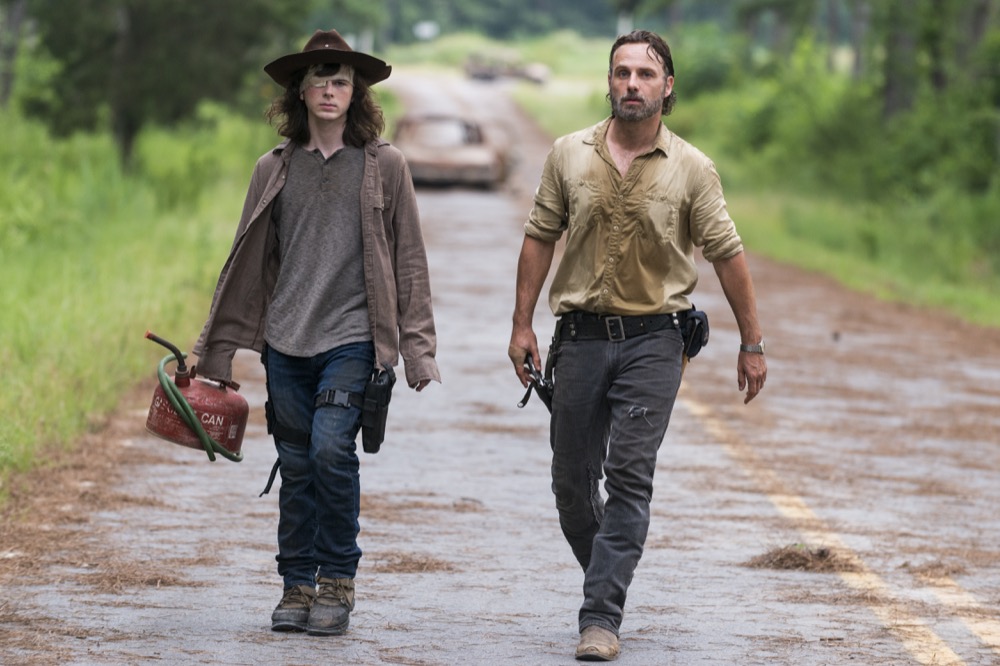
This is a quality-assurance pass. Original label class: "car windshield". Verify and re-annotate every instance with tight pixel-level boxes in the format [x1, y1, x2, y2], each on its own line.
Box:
[402, 118, 482, 147]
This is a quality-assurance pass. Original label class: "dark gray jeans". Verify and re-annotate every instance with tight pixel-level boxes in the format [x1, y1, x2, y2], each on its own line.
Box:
[550, 324, 684, 636]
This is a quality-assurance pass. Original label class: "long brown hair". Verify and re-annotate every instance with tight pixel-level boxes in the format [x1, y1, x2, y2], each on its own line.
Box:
[266, 63, 385, 147]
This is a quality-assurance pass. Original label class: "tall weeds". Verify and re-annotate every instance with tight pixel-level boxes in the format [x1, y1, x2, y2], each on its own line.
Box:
[0, 104, 275, 485]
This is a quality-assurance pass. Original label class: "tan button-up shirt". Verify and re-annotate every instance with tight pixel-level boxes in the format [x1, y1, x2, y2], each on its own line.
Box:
[525, 117, 743, 316]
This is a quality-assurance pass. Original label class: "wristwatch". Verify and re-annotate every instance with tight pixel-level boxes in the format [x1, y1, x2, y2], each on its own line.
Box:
[739, 339, 765, 354]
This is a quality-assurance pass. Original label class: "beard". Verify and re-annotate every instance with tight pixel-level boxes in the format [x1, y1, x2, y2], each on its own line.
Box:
[611, 90, 663, 122]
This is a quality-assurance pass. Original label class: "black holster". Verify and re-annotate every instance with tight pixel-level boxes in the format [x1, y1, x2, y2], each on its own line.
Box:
[682, 307, 710, 359]
[360, 365, 395, 454]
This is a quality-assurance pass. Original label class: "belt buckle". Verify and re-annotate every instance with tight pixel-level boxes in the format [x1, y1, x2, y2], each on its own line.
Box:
[604, 316, 626, 341]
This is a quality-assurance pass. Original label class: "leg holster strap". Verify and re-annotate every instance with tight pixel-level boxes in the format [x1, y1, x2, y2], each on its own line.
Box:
[314, 388, 364, 410]
[260, 400, 313, 497]
[258, 391, 363, 497]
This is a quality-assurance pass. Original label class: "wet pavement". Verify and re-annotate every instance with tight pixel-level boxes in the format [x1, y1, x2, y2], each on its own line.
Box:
[3, 70, 1000, 665]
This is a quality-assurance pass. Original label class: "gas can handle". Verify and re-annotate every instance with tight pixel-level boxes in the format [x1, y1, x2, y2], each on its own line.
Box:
[189, 364, 240, 392]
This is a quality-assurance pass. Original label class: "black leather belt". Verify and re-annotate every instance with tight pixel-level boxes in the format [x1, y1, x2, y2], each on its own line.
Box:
[558, 310, 687, 342]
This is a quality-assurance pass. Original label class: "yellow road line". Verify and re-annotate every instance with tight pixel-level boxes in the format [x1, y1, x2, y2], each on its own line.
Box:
[924, 577, 1000, 651]
[683, 396, 966, 666]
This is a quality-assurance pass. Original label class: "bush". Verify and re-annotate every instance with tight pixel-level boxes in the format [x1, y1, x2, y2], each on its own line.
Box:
[0, 114, 129, 248]
[134, 102, 275, 211]
[0, 106, 275, 484]
[671, 22, 742, 98]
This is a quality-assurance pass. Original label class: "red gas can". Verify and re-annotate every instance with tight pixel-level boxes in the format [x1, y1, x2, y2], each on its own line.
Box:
[144, 332, 248, 459]
[146, 376, 248, 453]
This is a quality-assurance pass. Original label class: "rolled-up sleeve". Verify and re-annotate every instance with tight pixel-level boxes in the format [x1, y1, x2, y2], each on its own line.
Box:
[691, 162, 743, 263]
[525, 144, 568, 243]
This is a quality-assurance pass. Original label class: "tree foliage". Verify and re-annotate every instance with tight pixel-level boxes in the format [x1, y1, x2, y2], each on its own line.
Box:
[21, 0, 308, 166]
[614, 0, 1000, 295]
[701, 0, 1000, 265]
[382, 0, 616, 42]
[7, 0, 999, 197]
[0, 0, 27, 107]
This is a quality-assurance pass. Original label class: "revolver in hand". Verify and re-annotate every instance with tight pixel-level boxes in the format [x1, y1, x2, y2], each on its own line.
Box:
[517, 356, 553, 413]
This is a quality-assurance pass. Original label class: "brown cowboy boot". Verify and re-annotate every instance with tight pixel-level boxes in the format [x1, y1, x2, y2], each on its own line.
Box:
[575, 625, 620, 661]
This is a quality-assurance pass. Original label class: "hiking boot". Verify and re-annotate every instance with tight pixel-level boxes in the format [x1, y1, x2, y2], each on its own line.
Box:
[306, 577, 355, 636]
[575, 625, 620, 661]
[271, 584, 316, 632]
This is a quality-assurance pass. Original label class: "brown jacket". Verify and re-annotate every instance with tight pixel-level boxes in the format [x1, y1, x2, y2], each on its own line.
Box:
[193, 138, 440, 388]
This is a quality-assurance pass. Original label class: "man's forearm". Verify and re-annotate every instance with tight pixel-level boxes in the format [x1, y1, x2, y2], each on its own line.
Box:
[712, 251, 762, 343]
[513, 235, 556, 329]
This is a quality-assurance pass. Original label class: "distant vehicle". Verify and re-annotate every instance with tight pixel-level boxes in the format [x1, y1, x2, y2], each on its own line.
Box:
[392, 114, 509, 188]
[514, 62, 550, 85]
[464, 53, 550, 85]
[464, 52, 516, 81]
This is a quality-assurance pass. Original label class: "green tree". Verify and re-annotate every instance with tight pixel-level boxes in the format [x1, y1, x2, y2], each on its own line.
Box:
[879, 0, 920, 118]
[0, 0, 27, 107]
[873, 0, 998, 119]
[735, 0, 817, 54]
[611, 0, 642, 34]
[21, 0, 308, 167]
[382, 0, 615, 42]
[307, 0, 387, 53]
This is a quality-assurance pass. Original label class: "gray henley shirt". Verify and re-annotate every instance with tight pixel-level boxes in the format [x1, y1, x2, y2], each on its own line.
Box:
[264, 144, 371, 357]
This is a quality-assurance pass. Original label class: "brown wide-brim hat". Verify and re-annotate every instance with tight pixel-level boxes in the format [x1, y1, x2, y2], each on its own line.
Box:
[264, 29, 391, 88]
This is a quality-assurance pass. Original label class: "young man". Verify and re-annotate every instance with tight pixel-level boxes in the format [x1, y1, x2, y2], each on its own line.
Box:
[509, 30, 766, 661]
[194, 30, 439, 636]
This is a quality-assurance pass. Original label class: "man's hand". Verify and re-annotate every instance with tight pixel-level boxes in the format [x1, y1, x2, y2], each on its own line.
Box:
[737, 351, 767, 404]
[510, 235, 555, 389]
[508, 328, 539, 388]
[712, 251, 767, 405]
[412, 379, 431, 392]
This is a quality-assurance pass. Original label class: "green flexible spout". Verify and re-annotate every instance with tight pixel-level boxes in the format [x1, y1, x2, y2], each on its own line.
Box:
[154, 352, 244, 463]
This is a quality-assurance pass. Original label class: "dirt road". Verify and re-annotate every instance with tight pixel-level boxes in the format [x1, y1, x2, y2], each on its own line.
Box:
[3, 70, 1000, 666]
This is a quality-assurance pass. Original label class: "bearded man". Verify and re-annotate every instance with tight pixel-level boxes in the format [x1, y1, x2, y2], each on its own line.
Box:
[509, 30, 767, 661]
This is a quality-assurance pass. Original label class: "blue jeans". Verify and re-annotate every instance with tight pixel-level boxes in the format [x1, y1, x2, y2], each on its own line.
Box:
[550, 325, 684, 635]
[261, 341, 374, 588]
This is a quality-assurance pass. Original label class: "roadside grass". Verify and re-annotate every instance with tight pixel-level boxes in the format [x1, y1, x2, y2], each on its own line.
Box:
[730, 190, 1000, 324]
[0, 195, 233, 472]
[511, 79, 608, 138]
[0, 106, 275, 494]
[0, 92, 407, 499]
